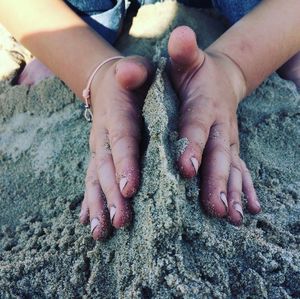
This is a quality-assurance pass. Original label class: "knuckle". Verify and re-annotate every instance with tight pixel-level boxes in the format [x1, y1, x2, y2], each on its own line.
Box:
[180, 120, 210, 140]
[110, 104, 140, 123]
[114, 153, 136, 171]
[206, 143, 231, 160]
[241, 161, 252, 176]
[180, 102, 213, 126]
[211, 173, 228, 185]
[109, 131, 127, 148]
[182, 93, 213, 110]
[109, 129, 140, 149]
[228, 190, 242, 200]
[230, 163, 242, 175]
[95, 155, 110, 171]
[192, 140, 206, 155]
[103, 183, 116, 198]
[240, 159, 247, 170]
[85, 174, 98, 187]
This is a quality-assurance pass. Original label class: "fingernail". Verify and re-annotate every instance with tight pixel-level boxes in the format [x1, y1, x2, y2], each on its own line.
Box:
[233, 202, 244, 219]
[110, 206, 117, 223]
[220, 192, 228, 210]
[190, 157, 199, 174]
[90, 217, 100, 234]
[119, 177, 128, 192]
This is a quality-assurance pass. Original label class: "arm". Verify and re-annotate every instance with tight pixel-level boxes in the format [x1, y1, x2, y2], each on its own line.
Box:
[0, 0, 120, 98]
[207, 0, 300, 96]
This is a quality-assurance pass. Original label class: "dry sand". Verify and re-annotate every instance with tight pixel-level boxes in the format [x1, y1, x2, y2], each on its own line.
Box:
[0, 2, 299, 298]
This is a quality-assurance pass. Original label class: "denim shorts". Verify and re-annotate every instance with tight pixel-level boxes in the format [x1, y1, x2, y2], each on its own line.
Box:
[64, 0, 261, 44]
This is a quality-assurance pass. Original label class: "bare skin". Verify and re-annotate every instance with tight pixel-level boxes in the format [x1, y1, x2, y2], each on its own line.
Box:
[17, 57, 54, 85]
[1, 0, 300, 239]
[168, 26, 260, 225]
[80, 56, 152, 237]
[17, 51, 300, 90]
[278, 52, 300, 91]
[0, 0, 151, 240]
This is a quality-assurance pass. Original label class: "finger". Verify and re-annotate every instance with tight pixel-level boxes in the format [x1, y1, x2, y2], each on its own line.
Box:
[227, 144, 244, 226]
[79, 191, 89, 225]
[240, 160, 261, 214]
[94, 138, 133, 229]
[178, 96, 214, 178]
[85, 157, 111, 241]
[167, 26, 211, 178]
[168, 26, 205, 74]
[200, 123, 231, 218]
[107, 96, 142, 198]
[107, 57, 152, 198]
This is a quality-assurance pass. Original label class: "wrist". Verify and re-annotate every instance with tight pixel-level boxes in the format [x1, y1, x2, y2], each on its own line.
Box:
[84, 55, 124, 106]
[205, 47, 247, 104]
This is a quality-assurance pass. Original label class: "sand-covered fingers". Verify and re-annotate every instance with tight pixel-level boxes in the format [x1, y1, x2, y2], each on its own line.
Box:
[80, 56, 152, 239]
[178, 95, 214, 177]
[83, 157, 111, 241]
[240, 160, 261, 214]
[168, 26, 210, 178]
[97, 56, 152, 198]
[200, 123, 231, 217]
[167, 25, 261, 225]
[81, 124, 133, 240]
[227, 144, 244, 226]
[108, 105, 141, 199]
[94, 139, 133, 229]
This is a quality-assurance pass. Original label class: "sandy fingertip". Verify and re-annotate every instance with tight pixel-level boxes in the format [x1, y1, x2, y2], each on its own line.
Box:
[90, 217, 100, 234]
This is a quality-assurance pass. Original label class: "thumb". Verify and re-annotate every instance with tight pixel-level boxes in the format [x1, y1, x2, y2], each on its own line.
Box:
[168, 26, 205, 73]
[115, 56, 152, 91]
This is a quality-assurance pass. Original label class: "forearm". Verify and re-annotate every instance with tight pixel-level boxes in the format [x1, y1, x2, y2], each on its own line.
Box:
[207, 0, 300, 97]
[0, 0, 119, 99]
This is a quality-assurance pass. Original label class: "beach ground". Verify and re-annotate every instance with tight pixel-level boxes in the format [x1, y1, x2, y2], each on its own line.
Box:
[0, 2, 299, 298]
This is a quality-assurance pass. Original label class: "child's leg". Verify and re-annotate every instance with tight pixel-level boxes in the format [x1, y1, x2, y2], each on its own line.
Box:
[17, 57, 54, 85]
[278, 51, 300, 91]
[18, 0, 126, 85]
[213, 0, 300, 90]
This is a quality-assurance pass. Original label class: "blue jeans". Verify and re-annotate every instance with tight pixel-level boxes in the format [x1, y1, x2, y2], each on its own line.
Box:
[65, 0, 261, 44]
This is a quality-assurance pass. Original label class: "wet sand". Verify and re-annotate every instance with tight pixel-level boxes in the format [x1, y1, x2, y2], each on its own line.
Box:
[0, 2, 299, 298]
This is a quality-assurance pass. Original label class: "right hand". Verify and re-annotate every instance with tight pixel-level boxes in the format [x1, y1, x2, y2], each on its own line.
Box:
[167, 26, 261, 226]
[79, 56, 152, 240]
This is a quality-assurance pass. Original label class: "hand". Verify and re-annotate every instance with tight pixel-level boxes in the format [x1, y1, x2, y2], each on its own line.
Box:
[79, 56, 152, 240]
[168, 26, 261, 225]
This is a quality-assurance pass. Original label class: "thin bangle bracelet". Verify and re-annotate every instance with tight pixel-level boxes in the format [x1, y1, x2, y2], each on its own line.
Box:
[82, 55, 124, 122]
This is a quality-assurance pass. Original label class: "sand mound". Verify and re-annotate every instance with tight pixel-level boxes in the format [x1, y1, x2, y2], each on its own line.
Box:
[0, 2, 299, 298]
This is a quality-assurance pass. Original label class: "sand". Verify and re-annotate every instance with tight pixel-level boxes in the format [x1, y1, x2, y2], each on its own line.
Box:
[0, 2, 299, 298]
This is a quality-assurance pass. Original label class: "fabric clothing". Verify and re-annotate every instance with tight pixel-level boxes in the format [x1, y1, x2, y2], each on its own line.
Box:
[64, 0, 262, 44]
[212, 0, 261, 24]
[65, 0, 125, 43]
